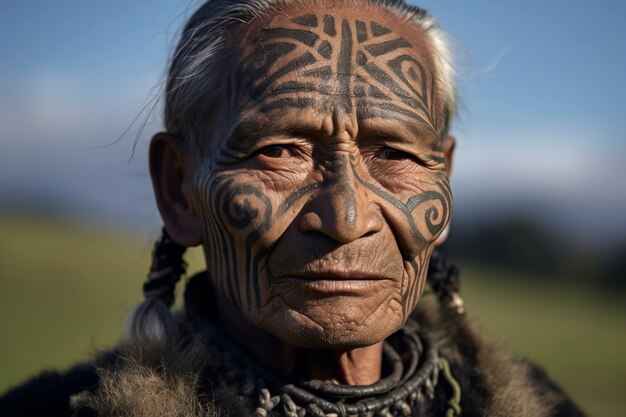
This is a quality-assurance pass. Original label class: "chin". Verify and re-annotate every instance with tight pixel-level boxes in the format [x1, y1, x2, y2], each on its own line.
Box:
[249, 305, 404, 349]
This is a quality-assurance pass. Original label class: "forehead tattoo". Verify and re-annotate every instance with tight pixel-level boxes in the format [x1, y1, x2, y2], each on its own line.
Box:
[236, 13, 437, 132]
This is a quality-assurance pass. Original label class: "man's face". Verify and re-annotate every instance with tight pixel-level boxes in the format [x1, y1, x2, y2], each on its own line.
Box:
[193, 5, 452, 348]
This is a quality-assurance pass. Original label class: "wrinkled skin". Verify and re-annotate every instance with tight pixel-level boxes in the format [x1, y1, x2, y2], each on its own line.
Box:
[153, 3, 454, 384]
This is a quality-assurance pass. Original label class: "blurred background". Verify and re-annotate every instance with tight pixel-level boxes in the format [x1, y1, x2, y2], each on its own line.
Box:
[1, 1, 624, 416]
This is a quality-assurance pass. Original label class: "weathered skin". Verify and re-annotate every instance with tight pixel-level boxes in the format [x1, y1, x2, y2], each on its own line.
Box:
[154, 3, 454, 385]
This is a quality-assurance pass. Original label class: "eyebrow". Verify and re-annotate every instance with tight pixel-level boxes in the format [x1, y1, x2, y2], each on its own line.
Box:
[222, 118, 265, 154]
[357, 109, 441, 148]
[223, 112, 315, 154]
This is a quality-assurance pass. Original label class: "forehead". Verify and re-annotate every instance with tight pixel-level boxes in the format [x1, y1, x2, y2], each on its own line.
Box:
[225, 4, 440, 136]
[236, 4, 434, 59]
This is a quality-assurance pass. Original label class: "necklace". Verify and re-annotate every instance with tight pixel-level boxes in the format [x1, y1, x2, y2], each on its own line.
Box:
[198, 318, 451, 417]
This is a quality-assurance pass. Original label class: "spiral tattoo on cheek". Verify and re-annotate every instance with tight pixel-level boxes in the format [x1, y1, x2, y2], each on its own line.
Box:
[194, 173, 270, 310]
[195, 171, 326, 310]
[353, 170, 452, 319]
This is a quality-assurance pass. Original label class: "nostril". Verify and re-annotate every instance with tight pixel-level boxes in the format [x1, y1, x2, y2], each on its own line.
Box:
[363, 230, 377, 238]
[298, 204, 383, 243]
[298, 211, 323, 233]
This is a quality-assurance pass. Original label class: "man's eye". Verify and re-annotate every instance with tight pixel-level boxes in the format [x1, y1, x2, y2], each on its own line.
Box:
[256, 145, 289, 158]
[378, 147, 413, 161]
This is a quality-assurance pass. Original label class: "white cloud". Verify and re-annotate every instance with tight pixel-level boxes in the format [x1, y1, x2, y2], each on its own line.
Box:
[450, 127, 626, 239]
[455, 127, 620, 188]
[0, 69, 162, 150]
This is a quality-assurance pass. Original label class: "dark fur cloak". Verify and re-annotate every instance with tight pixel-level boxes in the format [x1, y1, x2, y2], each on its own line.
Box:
[0, 274, 586, 417]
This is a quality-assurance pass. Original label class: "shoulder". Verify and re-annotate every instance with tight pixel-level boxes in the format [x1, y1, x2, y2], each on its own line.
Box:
[413, 301, 587, 417]
[0, 351, 117, 417]
[525, 363, 587, 417]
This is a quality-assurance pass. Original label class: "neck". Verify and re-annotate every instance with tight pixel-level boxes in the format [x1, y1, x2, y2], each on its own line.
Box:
[216, 297, 383, 385]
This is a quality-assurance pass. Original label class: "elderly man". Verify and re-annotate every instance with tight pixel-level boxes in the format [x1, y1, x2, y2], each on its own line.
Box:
[0, 0, 586, 416]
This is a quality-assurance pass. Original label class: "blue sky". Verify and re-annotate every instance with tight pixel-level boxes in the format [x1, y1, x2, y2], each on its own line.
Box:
[1, 0, 624, 242]
[429, 0, 626, 132]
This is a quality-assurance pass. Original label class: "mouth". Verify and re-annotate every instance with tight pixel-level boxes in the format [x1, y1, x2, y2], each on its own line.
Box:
[289, 270, 389, 280]
[278, 272, 392, 295]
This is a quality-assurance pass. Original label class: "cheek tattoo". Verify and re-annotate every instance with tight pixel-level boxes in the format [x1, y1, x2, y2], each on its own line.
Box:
[195, 160, 451, 319]
[355, 170, 452, 319]
[195, 174, 274, 309]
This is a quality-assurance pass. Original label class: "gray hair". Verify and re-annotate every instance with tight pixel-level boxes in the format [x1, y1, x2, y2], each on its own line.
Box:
[125, 0, 456, 347]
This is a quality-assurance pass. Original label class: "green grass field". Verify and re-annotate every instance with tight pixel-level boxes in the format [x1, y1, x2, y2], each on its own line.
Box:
[1, 215, 624, 416]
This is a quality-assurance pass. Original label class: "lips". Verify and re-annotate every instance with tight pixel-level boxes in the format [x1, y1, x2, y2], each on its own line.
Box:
[276, 271, 393, 296]
[286, 270, 390, 280]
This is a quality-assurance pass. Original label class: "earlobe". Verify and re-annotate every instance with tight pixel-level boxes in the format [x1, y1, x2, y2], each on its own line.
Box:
[434, 225, 450, 247]
[149, 132, 203, 247]
[434, 135, 456, 247]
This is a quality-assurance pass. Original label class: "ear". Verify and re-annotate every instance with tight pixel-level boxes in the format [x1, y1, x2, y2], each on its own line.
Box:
[441, 135, 456, 176]
[434, 135, 456, 247]
[150, 132, 203, 247]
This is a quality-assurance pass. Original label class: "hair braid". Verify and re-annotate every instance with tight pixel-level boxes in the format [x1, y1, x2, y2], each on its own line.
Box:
[427, 250, 465, 314]
[123, 228, 187, 346]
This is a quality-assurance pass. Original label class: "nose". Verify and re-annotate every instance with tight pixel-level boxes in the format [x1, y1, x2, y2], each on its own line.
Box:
[299, 155, 383, 243]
